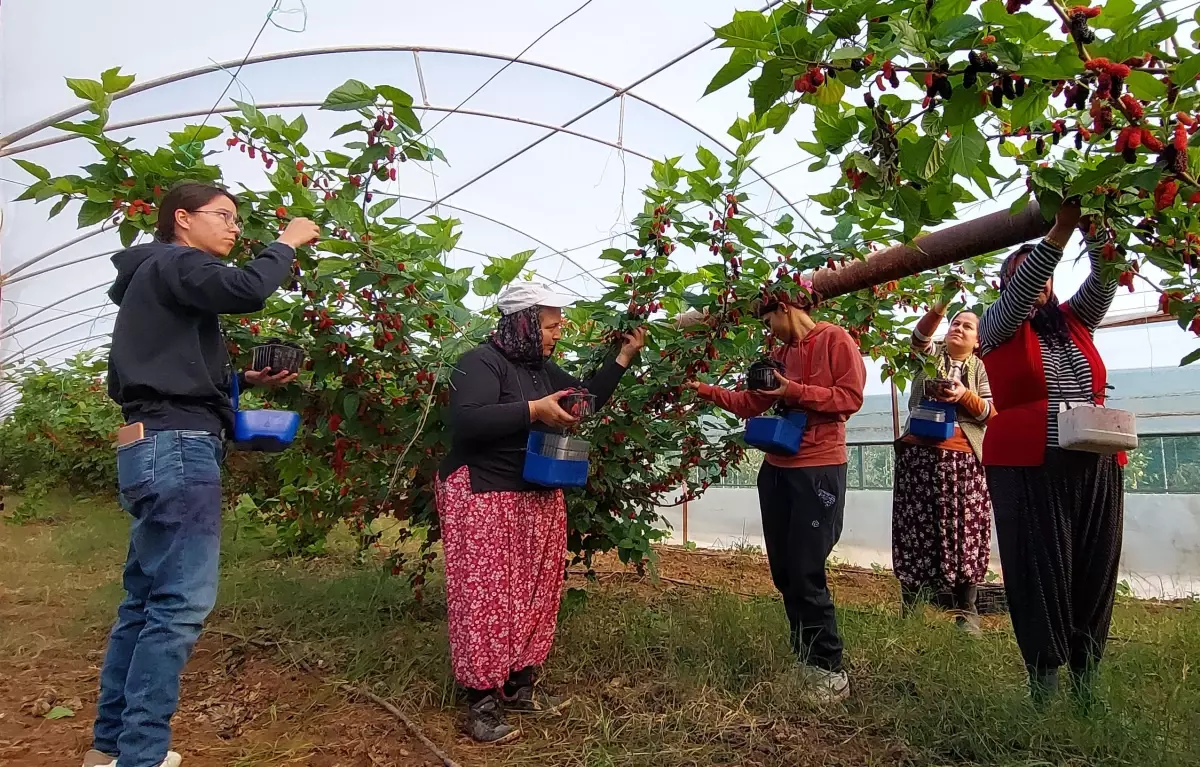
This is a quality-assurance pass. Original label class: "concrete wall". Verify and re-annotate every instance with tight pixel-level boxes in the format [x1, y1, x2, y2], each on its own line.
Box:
[657, 488, 1200, 599]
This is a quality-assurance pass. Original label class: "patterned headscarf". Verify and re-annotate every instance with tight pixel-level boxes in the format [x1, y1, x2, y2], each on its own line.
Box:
[999, 244, 1069, 341]
[491, 306, 546, 366]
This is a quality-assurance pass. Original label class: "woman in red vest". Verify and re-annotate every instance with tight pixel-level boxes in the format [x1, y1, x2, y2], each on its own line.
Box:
[978, 202, 1120, 707]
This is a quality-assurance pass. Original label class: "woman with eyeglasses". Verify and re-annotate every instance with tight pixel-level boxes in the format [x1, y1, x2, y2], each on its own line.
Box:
[978, 201, 1122, 708]
[892, 302, 994, 635]
[86, 182, 318, 767]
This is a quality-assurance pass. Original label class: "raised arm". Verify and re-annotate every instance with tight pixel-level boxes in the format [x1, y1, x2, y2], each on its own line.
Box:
[911, 303, 947, 355]
[980, 204, 1081, 351]
[164, 242, 296, 315]
[546, 326, 645, 409]
[1066, 230, 1118, 331]
[547, 355, 628, 410]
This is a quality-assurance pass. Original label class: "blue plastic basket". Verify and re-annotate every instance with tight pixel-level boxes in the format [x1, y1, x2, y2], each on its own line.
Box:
[230, 375, 300, 453]
[909, 399, 958, 441]
[745, 411, 808, 456]
[523, 431, 590, 488]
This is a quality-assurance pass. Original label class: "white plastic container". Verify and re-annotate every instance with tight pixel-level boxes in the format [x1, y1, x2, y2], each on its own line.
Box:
[1057, 405, 1138, 454]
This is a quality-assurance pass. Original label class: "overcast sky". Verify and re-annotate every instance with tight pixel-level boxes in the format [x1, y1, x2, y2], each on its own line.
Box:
[2, 0, 1198, 396]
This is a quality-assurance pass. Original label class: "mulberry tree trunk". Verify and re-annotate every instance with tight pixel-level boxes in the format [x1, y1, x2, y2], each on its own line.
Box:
[809, 202, 1051, 300]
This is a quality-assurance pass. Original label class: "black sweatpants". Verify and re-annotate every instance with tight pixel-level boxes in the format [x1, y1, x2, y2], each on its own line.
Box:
[987, 449, 1124, 675]
[757, 462, 847, 672]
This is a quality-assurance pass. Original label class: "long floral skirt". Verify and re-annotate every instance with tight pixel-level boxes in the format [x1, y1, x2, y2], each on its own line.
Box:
[435, 467, 568, 691]
[891, 442, 992, 591]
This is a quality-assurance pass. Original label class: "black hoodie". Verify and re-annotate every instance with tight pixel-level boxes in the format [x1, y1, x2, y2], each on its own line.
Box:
[106, 240, 296, 435]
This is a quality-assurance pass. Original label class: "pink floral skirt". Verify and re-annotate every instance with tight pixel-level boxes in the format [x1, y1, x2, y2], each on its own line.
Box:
[435, 467, 568, 690]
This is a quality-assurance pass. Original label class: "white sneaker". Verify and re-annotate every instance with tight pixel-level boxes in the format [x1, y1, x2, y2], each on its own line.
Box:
[82, 750, 182, 767]
[797, 665, 850, 705]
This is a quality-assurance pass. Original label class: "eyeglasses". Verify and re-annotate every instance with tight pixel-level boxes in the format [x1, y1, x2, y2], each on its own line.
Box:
[191, 209, 243, 230]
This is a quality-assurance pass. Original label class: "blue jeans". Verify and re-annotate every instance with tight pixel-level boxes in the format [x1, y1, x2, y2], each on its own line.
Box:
[93, 430, 224, 767]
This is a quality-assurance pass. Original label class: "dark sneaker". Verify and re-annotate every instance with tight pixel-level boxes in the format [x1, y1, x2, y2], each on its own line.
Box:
[503, 685, 572, 715]
[465, 695, 520, 744]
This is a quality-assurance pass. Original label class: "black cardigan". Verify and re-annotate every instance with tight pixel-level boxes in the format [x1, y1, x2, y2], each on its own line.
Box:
[439, 341, 630, 493]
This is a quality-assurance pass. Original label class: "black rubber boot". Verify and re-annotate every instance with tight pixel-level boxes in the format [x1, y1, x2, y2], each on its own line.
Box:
[465, 692, 519, 744]
[1028, 666, 1060, 709]
[1070, 664, 1105, 716]
[900, 584, 929, 618]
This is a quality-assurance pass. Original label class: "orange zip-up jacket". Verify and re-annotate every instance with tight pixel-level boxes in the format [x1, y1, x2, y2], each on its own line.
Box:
[696, 323, 866, 468]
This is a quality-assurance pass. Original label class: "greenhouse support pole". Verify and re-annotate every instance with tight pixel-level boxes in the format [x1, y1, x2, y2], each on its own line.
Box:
[682, 487, 689, 547]
[891, 382, 900, 439]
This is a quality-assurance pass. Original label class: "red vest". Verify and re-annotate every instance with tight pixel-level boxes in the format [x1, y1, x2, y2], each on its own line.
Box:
[981, 305, 1125, 467]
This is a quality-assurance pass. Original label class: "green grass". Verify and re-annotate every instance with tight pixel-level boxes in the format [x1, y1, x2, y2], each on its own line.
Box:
[5, 496, 1200, 766]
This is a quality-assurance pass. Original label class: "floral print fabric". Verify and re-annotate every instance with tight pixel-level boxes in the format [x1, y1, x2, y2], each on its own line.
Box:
[490, 306, 545, 366]
[892, 442, 992, 591]
[435, 466, 567, 690]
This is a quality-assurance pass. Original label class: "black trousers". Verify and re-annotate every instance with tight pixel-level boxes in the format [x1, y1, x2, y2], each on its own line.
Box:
[987, 449, 1124, 675]
[757, 462, 846, 672]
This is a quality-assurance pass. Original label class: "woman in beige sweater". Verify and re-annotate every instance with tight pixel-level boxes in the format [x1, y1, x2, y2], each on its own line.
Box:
[892, 302, 994, 634]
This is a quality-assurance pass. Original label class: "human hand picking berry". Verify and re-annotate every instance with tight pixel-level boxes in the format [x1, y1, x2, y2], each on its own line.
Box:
[617, 326, 649, 367]
[278, 217, 321, 249]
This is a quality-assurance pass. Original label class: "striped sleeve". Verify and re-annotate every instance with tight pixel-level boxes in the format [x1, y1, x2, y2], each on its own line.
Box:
[980, 238, 1065, 353]
[1066, 234, 1118, 331]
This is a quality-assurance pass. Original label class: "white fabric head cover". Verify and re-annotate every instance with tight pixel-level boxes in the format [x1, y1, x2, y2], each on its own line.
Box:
[497, 281, 574, 316]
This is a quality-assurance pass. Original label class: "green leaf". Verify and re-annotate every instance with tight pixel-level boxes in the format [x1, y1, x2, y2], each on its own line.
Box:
[321, 80, 378, 112]
[48, 197, 71, 219]
[1009, 85, 1050, 129]
[12, 158, 51, 181]
[392, 105, 423, 133]
[750, 58, 790, 117]
[814, 107, 858, 148]
[1180, 347, 1200, 366]
[119, 219, 140, 247]
[167, 125, 223, 145]
[704, 49, 757, 96]
[943, 87, 986, 127]
[1018, 48, 1085, 80]
[932, 15, 982, 46]
[343, 392, 361, 419]
[1092, 0, 1135, 30]
[945, 126, 986, 177]
[813, 77, 846, 107]
[368, 197, 398, 218]
[65, 77, 106, 102]
[713, 11, 775, 51]
[1125, 70, 1167, 100]
[1068, 156, 1127, 195]
[376, 84, 415, 107]
[100, 67, 136, 93]
[830, 46, 865, 61]
[315, 256, 353, 277]
[695, 146, 721, 179]
[894, 185, 923, 228]
[78, 200, 111, 228]
[1174, 53, 1200, 86]
[45, 706, 75, 720]
[899, 137, 938, 181]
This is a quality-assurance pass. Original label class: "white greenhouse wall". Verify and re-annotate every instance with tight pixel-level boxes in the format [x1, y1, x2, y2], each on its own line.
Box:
[657, 489, 1200, 600]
